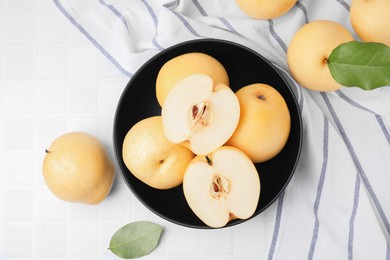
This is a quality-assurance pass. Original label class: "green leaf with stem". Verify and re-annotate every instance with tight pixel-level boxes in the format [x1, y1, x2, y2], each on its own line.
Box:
[109, 221, 164, 259]
[328, 41, 390, 90]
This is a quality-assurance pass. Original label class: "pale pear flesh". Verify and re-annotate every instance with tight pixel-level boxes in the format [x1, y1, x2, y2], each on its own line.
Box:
[156, 52, 229, 107]
[162, 74, 240, 155]
[183, 147, 260, 228]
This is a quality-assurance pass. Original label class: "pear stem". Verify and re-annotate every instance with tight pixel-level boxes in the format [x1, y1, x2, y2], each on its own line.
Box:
[45, 149, 50, 153]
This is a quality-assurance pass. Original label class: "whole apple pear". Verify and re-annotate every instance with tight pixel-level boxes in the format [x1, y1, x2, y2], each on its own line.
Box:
[350, 0, 390, 46]
[43, 132, 115, 205]
[287, 20, 354, 91]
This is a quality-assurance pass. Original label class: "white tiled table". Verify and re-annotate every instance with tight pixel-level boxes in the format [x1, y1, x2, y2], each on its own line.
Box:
[0, 1, 273, 259]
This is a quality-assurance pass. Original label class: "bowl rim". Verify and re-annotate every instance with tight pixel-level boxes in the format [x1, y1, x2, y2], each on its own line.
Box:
[112, 38, 303, 229]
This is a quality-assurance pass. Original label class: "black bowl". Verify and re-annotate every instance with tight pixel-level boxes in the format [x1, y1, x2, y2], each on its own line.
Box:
[113, 39, 302, 229]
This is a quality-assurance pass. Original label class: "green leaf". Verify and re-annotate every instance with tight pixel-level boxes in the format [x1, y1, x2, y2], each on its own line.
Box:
[108, 221, 164, 259]
[328, 41, 390, 90]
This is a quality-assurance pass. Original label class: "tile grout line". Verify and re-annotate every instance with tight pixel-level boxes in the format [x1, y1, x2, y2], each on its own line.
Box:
[61, 4, 72, 257]
[97, 38, 104, 258]
[32, 0, 38, 257]
[65, 15, 71, 259]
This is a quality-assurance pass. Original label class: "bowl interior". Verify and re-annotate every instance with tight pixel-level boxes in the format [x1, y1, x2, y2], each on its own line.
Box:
[113, 39, 302, 229]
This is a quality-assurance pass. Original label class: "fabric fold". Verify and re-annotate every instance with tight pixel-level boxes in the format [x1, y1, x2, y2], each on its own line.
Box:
[53, 0, 390, 258]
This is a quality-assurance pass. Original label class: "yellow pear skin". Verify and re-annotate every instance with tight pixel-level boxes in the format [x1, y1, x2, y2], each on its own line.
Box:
[350, 0, 390, 46]
[43, 132, 115, 205]
[236, 0, 297, 19]
[287, 20, 354, 92]
[156, 52, 229, 107]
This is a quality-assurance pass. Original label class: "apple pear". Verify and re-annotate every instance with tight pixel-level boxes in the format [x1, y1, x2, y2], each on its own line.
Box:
[156, 52, 229, 107]
[122, 116, 195, 189]
[350, 0, 390, 46]
[42, 132, 115, 205]
[287, 20, 354, 91]
[236, 0, 297, 19]
[227, 83, 290, 163]
[162, 74, 240, 155]
[183, 146, 260, 228]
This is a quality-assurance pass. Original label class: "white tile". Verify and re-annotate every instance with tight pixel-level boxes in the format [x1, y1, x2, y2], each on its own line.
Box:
[69, 222, 99, 257]
[3, 14, 33, 45]
[165, 225, 199, 255]
[200, 228, 233, 255]
[3, 117, 33, 150]
[36, 0, 59, 13]
[99, 185, 131, 220]
[100, 80, 125, 114]
[68, 203, 99, 221]
[34, 151, 47, 186]
[3, 0, 33, 11]
[34, 82, 66, 114]
[35, 223, 66, 257]
[35, 116, 66, 151]
[3, 83, 33, 114]
[0, 223, 32, 257]
[1, 151, 33, 185]
[67, 116, 99, 138]
[69, 47, 98, 79]
[3, 48, 33, 80]
[69, 81, 98, 113]
[98, 116, 113, 145]
[203, 257, 235, 260]
[0, 188, 33, 221]
[36, 14, 65, 44]
[131, 195, 165, 222]
[35, 186, 66, 221]
[100, 220, 130, 258]
[36, 48, 66, 79]
[234, 256, 261, 260]
[157, 258, 201, 260]
[232, 217, 268, 255]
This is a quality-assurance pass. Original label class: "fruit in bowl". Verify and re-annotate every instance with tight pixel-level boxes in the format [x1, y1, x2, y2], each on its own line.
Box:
[227, 83, 291, 163]
[121, 51, 291, 228]
[183, 146, 261, 228]
[156, 52, 229, 107]
[114, 39, 302, 229]
[122, 116, 194, 190]
[162, 74, 240, 155]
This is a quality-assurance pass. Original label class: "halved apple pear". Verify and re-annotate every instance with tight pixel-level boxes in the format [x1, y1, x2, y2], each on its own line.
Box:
[183, 146, 261, 228]
[162, 74, 240, 155]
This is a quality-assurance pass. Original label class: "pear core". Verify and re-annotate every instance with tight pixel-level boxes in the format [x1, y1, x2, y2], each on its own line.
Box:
[162, 74, 240, 155]
[183, 146, 260, 228]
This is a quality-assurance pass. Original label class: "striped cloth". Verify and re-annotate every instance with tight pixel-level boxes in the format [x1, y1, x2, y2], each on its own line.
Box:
[53, 0, 390, 259]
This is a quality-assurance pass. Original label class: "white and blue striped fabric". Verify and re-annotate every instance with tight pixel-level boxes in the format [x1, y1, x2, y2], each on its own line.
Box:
[53, 0, 390, 259]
